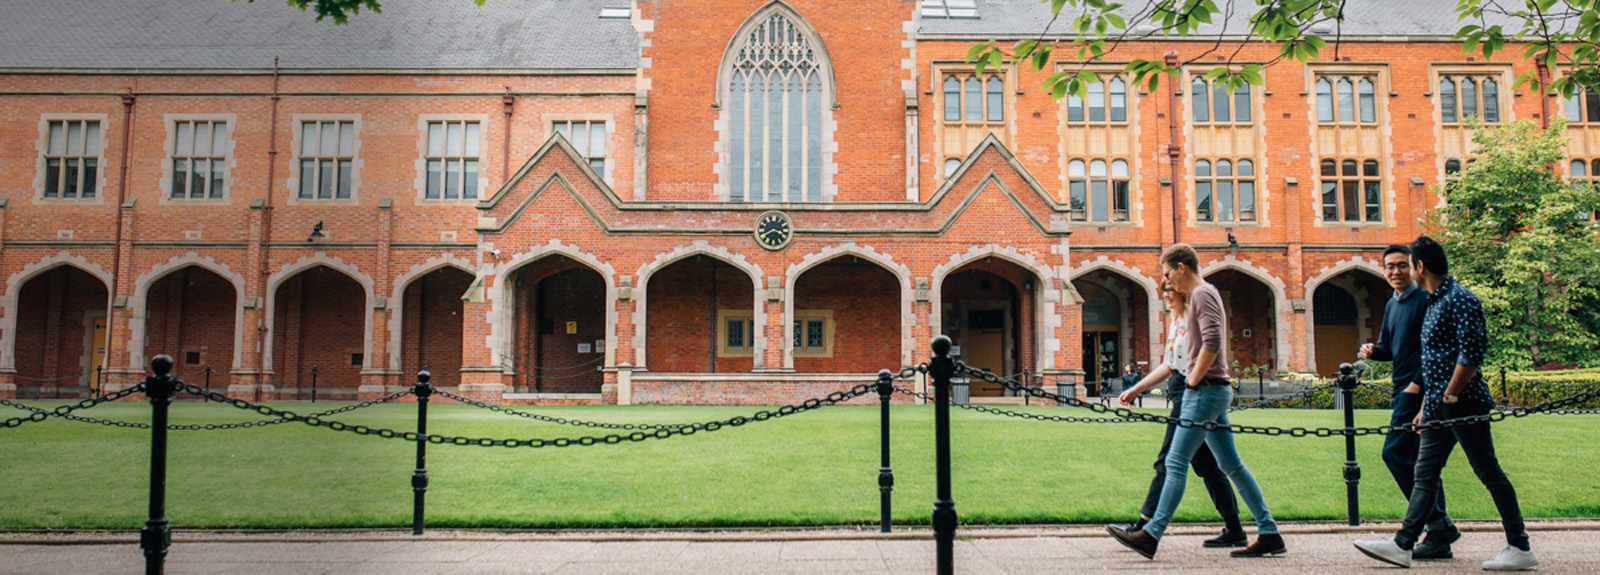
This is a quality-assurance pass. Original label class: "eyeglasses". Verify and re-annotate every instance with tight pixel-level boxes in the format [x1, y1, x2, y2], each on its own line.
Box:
[1383, 263, 1411, 272]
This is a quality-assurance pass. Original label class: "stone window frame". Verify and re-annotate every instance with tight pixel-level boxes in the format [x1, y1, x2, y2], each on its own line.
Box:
[716, 309, 756, 358]
[1189, 75, 1255, 125]
[1318, 157, 1385, 224]
[1193, 157, 1259, 224]
[545, 114, 613, 186]
[414, 113, 491, 205]
[1436, 74, 1505, 125]
[1314, 72, 1380, 124]
[791, 309, 834, 358]
[285, 113, 362, 206]
[1061, 71, 1131, 125]
[932, 63, 1015, 183]
[1065, 157, 1132, 223]
[159, 114, 237, 206]
[33, 114, 109, 205]
[1307, 64, 1394, 228]
[712, 3, 839, 203]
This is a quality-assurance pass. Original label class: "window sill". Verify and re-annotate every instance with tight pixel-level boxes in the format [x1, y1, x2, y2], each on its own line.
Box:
[284, 197, 360, 207]
[1193, 220, 1261, 227]
[415, 197, 482, 206]
[33, 196, 106, 206]
[159, 197, 232, 207]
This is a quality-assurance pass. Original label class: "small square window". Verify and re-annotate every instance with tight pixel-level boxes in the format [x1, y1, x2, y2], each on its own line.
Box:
[350, 353, 363, 366]
[185, 351, 201, 365]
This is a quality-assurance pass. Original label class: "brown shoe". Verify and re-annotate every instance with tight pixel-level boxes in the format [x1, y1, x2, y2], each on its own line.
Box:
[1107, 525, 1160, 559]
[1231, 533, 1286, 557]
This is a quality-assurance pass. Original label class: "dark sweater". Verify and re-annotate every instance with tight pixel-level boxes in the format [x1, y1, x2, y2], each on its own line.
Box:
[1367, 282, 1427, 391]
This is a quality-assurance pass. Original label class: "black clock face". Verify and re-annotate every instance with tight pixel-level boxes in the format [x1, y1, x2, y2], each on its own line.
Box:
[755, 211, 792, 250]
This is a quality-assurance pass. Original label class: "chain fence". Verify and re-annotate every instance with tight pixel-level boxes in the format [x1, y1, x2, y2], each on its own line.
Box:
[1, 388, 415, 430]
[433, 389, 691, 431]
[0, 384, 147, 429]
[948, 363, 1600, 437]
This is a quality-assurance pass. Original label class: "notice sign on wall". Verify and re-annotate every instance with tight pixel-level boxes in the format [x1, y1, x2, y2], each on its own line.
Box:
[577, 343, 592, 353]
[565, 321, 577, 334]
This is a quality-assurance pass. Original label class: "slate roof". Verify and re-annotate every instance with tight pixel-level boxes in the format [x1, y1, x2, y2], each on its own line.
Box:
[919, 0, 1507, 38]
[0, 0, 1501, 71]
[0, 0, 638, 70]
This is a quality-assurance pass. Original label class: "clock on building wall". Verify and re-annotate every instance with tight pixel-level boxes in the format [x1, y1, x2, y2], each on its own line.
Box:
[754, 210, 793, 250]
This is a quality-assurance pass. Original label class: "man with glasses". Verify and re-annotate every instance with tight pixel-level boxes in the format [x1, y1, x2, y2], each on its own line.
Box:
[1354, 236, 1536, 571]
[1359, 244, 1459, 560]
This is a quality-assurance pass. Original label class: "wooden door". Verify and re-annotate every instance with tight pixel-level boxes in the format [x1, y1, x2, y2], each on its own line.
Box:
[966, 309, 1005, 396]
[89, 316, 107, 393]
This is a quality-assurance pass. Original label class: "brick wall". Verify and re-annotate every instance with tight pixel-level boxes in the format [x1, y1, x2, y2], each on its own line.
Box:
[13, 266, 107, 398]
[792, 259, 901, 373]
[513, 266, 606, 393]
[1208, 270, 1277, 374]
[271, 265, 365, 398]
[144, 266, 237, 376]
[400, 267, 472, 388]
[645, 257, 756, 373]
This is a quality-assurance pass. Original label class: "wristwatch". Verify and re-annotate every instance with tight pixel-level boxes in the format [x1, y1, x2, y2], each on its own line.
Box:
[1443, 394, 1460, 404]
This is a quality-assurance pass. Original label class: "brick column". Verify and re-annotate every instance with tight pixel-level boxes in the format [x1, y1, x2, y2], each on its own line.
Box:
[458, 269, 505, 404]
[1286, 244, 1307, 373]
[231, 202, 268, 400]
[103, 203, 141, 396]
[360, 200, 395, 400]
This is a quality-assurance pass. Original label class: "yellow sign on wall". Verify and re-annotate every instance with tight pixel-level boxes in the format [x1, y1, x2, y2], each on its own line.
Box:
[565, 321, 577, 334]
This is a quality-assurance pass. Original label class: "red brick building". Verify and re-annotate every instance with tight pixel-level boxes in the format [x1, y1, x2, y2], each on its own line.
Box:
[0, 0, 1575, 403]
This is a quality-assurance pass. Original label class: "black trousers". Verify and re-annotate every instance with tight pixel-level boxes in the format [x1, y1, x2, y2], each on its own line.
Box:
[1395, 398, 1527, 550]
[1139, 395, 1240, 521]
[1381, 391, 1451, 529]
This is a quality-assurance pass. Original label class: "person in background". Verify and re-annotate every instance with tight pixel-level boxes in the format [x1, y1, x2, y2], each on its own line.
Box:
[1111, 279, 1246, 548]
[1107, 243, 1284, 560]
[1359, 243, 1459, 560]
[1354, 236, 1536, 571]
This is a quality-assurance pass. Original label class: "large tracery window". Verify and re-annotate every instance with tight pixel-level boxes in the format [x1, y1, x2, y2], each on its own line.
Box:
[724, 10, 831, 203]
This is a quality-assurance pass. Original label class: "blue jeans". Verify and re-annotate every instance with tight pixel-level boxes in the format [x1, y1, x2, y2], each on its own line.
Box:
[1382, 391, 1451, 530]
[1143, 384, 1278, 539]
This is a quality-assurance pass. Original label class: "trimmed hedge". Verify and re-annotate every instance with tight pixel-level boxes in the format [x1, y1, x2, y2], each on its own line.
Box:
[1281, 367, 1600, 410]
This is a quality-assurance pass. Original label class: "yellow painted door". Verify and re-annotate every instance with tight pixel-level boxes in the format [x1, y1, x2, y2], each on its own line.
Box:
[965, 309, 1005, 396]
[1314, 324, 1359, 378]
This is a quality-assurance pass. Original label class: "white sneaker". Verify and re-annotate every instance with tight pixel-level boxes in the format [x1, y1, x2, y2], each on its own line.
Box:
[1482, 546, 1539, 571]
[1354, 537, 1412, 568]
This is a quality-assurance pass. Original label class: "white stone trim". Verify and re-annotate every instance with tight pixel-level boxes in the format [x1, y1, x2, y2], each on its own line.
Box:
[0, 252, 113, 371]
[157, 114, 239, 206]
[387, 254, 478, 372]
[1198, 254, 1292, 371]
[33, 113, 111, 206]
[284, 113, 363, 206]
[413, 113, 492, 205]
[488, 240, 617, 374]
[929, 243, 1061, 372]
[783, 242, 913, 368]
[1303, 256, 1385, 374]
[127, 252, 247, 372]
[263, 252, 376, 372]
[712, 1, 838, 203]
[633, 241, 765, 370]
[1069, 256, 1163, 371]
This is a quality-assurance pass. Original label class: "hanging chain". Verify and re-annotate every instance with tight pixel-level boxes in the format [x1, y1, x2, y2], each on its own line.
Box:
[0, 383, 148, 429]
[432, 389, 689, 431]
[174, 380, 878, 447]
[891, 385, 1143, 424]
[953, 363, 1600, 436]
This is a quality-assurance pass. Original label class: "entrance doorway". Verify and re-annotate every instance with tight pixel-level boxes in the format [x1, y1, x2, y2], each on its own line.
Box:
[964, 308, 1006, 395]
[88, 314, 106, 393]
[1082, 331, 1120, 396]
[1313, 283, 1360, 378]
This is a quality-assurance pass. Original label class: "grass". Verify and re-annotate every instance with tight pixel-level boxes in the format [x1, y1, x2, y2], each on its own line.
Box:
[1, 400, 1597, 529]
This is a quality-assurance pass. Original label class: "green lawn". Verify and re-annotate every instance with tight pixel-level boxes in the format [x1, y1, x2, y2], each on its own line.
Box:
[1, 401, 1597, 529]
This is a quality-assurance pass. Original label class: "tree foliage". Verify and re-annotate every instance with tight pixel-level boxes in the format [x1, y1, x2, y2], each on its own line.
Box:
[1424, 119, 1600, 370]
[965, 0, 1600, 103]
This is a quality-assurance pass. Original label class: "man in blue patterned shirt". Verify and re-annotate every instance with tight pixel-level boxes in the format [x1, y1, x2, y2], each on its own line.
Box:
[1354, 236, 1537, 571]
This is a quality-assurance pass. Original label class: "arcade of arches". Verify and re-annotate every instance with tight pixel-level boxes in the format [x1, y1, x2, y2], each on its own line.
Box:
[11, 266, 108, 399]
[941, 259, 1039, 397]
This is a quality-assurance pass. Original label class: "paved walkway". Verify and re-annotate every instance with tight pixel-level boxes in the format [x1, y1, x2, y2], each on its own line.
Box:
[4, 521, 1599, 574]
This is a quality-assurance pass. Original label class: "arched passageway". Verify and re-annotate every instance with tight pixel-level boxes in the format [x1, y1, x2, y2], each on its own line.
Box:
[646, 256, 757, 373]
[1203, 269, 1277, 375]
[940, 259, 1039, 396]
[1071, 270, 1153, 396]
[144, 266, 237, 380]
[13, 266, 108, 398]
[509, 256, 607, 394]
[1311, 270, 1389, 377]
[272, 266, 366, 399]
[791, 256, 900, 374]
[399, 267, 474, 388]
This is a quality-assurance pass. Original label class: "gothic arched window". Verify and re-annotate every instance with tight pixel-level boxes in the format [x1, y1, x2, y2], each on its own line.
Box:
[721, 7, 834, 202]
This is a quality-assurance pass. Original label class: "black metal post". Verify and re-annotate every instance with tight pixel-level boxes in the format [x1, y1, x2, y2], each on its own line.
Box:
[412, 370, 432, 535]
[95, 365, 103, 396]
[875, 369, 894, 533]
[1499, 365, 1508, 405]
[310, 366, 319, 404]
[202, 366, 211, 403]
[928, 336, 957, 575]
[141, 355, 178, 575]
[1336, 362, 1361, 526]
[1021, 370, 1030, 406]
[1258, 366, 1265, 400]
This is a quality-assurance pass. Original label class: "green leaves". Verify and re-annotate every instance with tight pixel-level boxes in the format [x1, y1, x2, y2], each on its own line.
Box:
[246, 0, 493, 24]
